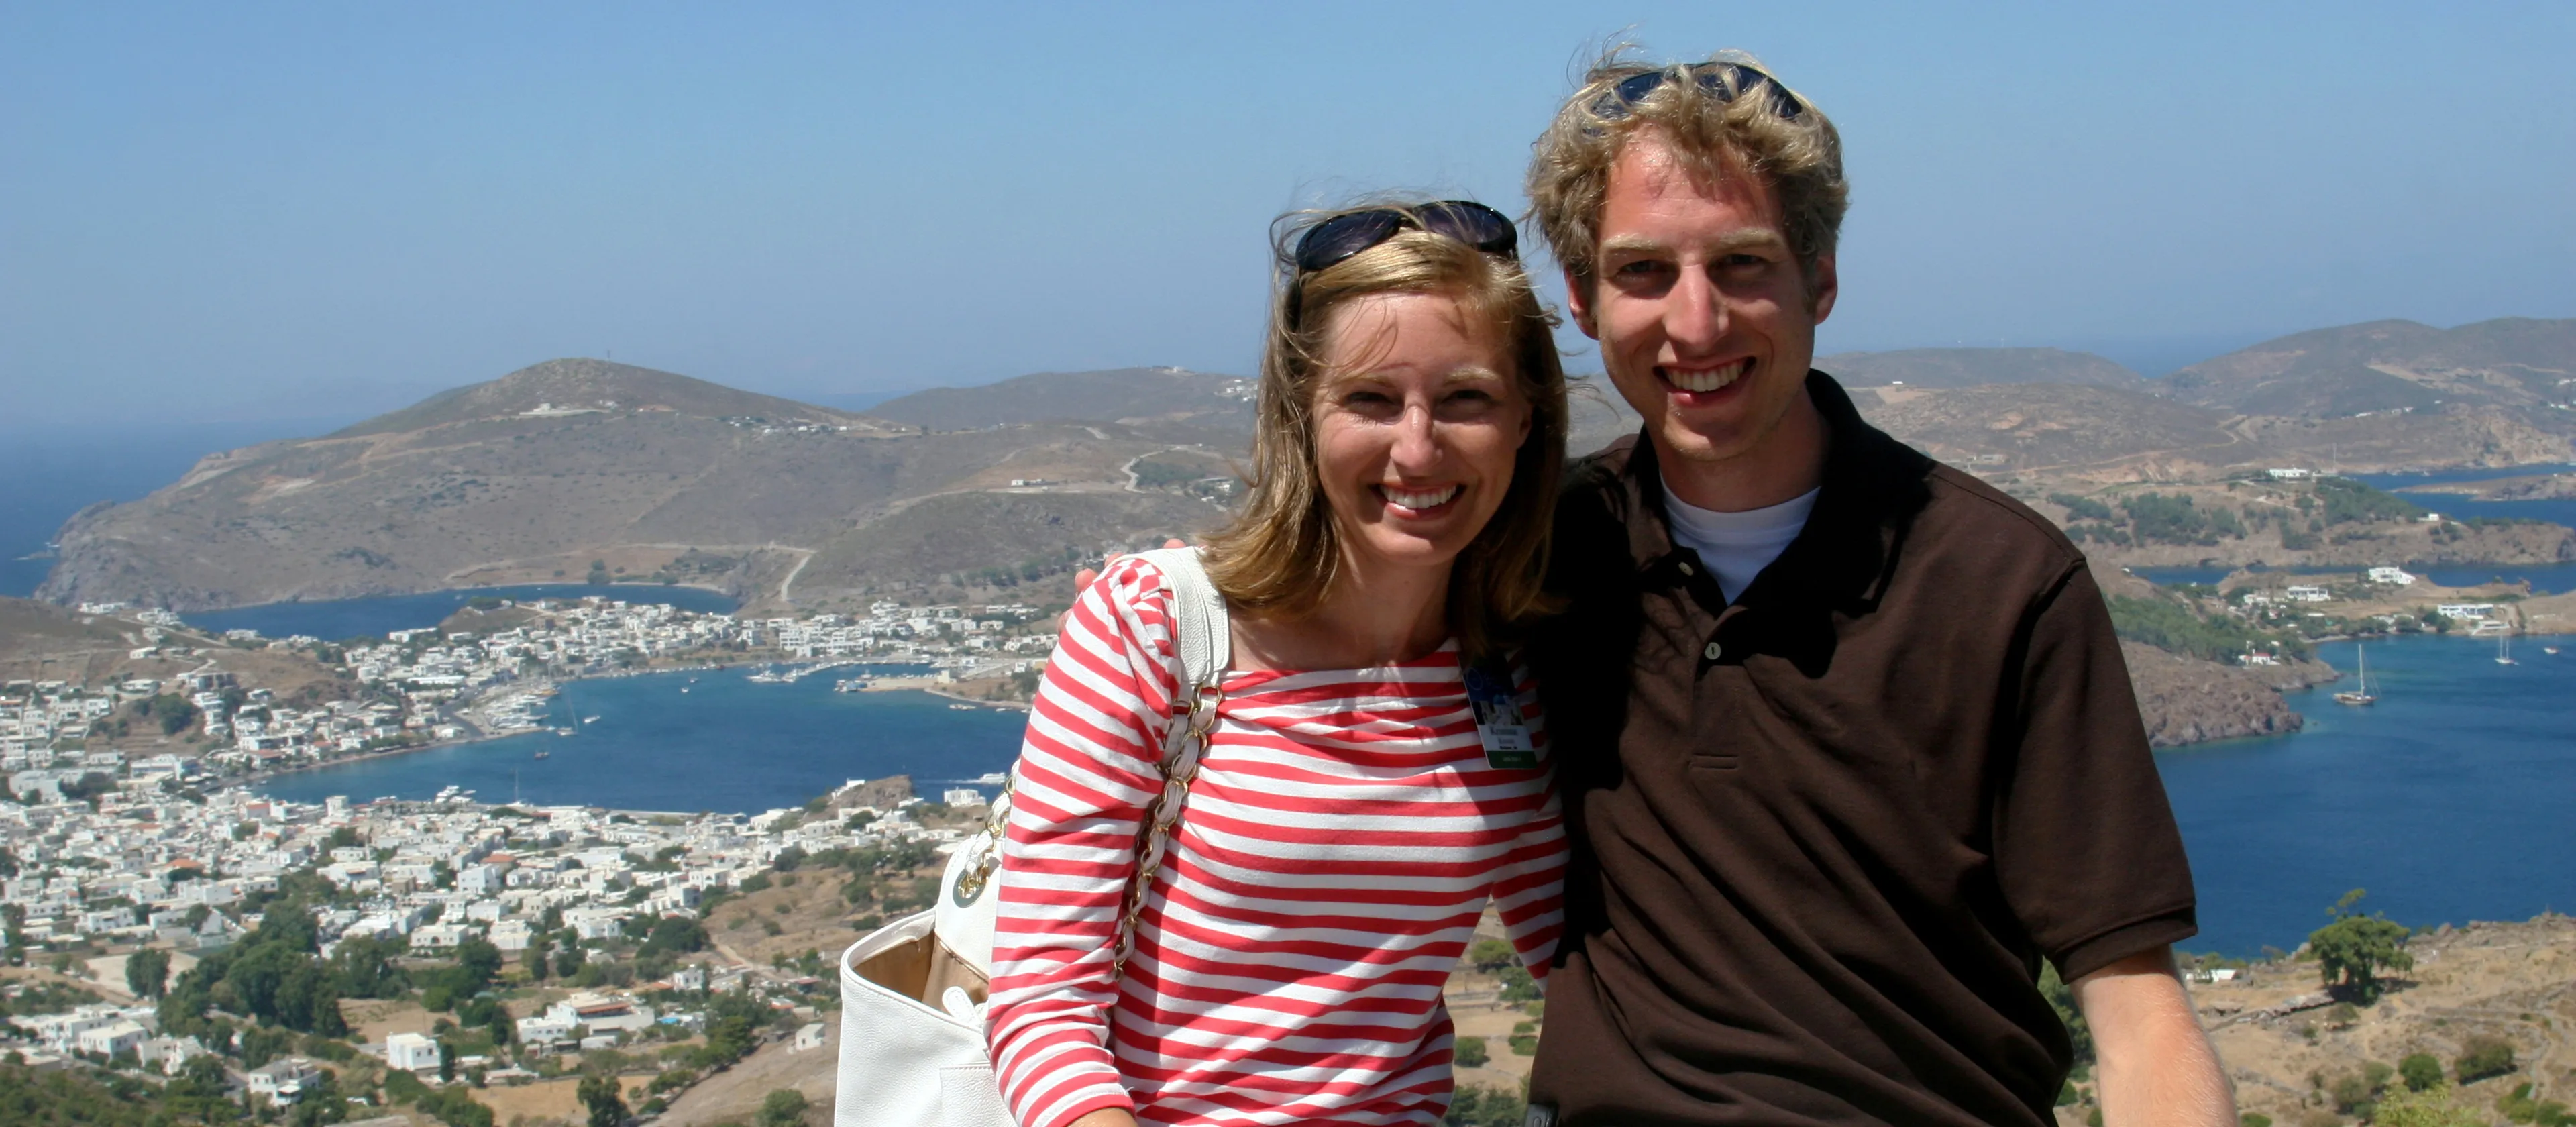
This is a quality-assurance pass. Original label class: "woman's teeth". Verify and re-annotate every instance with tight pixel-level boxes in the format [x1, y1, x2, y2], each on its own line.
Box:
[1664, 358, 1750, 393]
[1381, 484, 1460, 511]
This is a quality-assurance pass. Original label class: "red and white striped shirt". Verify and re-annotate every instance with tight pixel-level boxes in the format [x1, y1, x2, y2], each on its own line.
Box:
[987, 556, 1565, 1127]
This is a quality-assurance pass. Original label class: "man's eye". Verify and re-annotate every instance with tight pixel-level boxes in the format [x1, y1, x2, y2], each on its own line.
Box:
[1615, 260, 1666, 276]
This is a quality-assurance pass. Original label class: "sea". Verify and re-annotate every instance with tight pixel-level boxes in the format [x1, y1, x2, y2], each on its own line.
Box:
[253, 665, 1028, 817]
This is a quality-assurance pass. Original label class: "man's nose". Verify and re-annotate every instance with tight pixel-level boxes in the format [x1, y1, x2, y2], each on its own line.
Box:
[1664, 266, 1728, 349]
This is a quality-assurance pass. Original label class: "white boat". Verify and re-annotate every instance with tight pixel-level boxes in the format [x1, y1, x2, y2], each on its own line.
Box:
[949, 703, 974, 710]
[680, 686, 691, 693]
[2547, 646, 2561, 655]
[834, 678, 869, 693]
[2496, 633, 2515, 665]
[2334, 644, 2377, 706]
[970, 771, 1010, 786]
[582, 715, 601, 724]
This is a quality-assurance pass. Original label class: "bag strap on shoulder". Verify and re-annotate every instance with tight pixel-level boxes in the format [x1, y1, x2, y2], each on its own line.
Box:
[1112, 546, 1230, 973]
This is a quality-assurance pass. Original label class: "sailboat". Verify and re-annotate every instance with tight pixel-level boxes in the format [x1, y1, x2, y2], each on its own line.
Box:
[2334, 644, 2377, 706]
[2496, 632, 2515, 665]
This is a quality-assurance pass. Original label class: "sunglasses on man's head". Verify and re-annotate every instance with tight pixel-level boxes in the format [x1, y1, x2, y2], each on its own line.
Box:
[1593, 62, 1805, 123]
[1291, 200, 1519, 275]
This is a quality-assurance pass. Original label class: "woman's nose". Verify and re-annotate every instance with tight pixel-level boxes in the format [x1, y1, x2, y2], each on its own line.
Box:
[1390, 403, 1441, 470]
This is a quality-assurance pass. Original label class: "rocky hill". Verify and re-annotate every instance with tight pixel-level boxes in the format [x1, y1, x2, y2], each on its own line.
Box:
[36, 360, 1227, 612]
[2161, 317, 2576, 418]
[1820, 347, 2146, 390]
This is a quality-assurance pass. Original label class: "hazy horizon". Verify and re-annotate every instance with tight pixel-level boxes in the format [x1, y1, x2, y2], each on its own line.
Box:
[5, 2, 2571, 427]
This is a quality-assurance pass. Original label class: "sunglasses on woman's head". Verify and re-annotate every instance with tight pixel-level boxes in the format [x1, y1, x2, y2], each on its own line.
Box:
[1291, 201, 1519, 275]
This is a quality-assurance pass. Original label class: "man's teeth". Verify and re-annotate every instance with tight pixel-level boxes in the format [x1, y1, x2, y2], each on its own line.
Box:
[1666, 359, 1750, 394]
[1383, 485, 1460, 510]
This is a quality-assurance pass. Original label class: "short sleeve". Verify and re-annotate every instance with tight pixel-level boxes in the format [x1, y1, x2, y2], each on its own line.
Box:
[1995, 563, 2198, 981]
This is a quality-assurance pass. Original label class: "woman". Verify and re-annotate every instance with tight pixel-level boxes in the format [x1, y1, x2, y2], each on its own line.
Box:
[984, 200, 1571, 1127]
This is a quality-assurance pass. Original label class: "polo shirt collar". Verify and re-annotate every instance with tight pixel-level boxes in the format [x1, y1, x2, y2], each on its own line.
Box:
[1615, 370, 1927, 610]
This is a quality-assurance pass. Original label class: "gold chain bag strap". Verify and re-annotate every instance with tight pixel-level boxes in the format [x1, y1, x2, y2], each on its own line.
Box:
[1111, 546, 1231, 975]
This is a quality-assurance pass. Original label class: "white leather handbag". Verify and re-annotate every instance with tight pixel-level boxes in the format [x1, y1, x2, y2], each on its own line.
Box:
[835, 547, 1230, 1126]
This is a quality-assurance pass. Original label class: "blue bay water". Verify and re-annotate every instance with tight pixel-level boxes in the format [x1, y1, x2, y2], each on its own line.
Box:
[2160, 635, 2576, 955]
[184, 584, 739, 641]
[255, 666, 1028, 814]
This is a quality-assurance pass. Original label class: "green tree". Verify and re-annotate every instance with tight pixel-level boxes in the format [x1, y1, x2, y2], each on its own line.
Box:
[578, 1072, 629, 1127]
[2040, 961, 2095, 1066]
[757, 1088, 811, 1127]
[125, 947, 170, 999]
[2372, 1083, 2489, 1127]
[329, 935, 409, 998]
[1454, 1035, 1489, 1069]
[2400, 1053, 2445, 1092]
[2308, 889, 2412, 1002]
[640, 916, 708, 957]
[1466, 938, 1515, 973]
[525, 934, 553, 981]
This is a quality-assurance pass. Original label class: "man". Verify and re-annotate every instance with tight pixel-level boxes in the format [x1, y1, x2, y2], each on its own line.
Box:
[1518, 52, 2233, 1126]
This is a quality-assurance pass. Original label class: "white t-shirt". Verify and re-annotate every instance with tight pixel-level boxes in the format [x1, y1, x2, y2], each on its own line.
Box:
[1662, 483, 1821, 604]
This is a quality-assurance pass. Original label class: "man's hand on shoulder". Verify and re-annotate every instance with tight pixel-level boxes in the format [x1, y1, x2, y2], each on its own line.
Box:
[2073, 945, 2234, 1127]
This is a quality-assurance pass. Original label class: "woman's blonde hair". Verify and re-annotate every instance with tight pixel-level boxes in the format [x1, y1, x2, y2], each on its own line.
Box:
[1199, 201, 1568, 659]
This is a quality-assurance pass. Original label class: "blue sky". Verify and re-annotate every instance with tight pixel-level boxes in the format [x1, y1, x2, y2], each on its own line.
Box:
[3, 1, 2571, 426]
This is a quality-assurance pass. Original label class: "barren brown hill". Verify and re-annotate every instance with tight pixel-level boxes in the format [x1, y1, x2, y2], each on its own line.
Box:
[0, 595, 130, 664]
[1851, 382, 2261, 479]
[1820, 347, 2147, 390]
[2161, 317, 2576, 419]
[35, 360, 1236, 612]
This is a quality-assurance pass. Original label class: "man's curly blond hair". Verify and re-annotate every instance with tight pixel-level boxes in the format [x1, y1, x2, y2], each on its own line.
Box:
[1527, 48, 1848, 303]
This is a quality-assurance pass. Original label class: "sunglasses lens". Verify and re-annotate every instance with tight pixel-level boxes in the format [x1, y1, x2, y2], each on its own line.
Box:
[1295, 211, 1404, 273]
[1419, 202, 1517, 256]
[1602, 64, 1803, 121]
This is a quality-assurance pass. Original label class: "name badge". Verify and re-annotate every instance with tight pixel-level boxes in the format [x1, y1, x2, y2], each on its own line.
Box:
[1463, 660, 1538, 769]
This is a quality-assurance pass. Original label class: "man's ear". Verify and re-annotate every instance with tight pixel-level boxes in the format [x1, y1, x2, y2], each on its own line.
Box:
[1562, 267, 1599, 340]
[1807, 254, 1839, 324]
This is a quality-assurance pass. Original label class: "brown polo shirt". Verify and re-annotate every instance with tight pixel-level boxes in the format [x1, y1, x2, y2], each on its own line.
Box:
[1523, 372, 2196, 1126]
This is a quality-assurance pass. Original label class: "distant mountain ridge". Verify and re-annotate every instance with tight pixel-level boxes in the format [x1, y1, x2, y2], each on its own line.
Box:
[2161, 317, 2576, 417]
[32, 317, 2576, 612]
[329, 358, 868, 437]
[869, 366, 1256, 434]
[1819, 347, 2145, 390]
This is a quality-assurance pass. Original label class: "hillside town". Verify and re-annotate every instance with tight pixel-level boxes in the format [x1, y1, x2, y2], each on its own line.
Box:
[2, 764, 975, 1120]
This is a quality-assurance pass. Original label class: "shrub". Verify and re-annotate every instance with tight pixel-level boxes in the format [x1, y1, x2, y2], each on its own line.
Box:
[2400, 1054, 2444, 1092]
[2456, 1036, 2517, 1084]
[1454, 1036, 1489, 1069]
[1446, 1084, 1527, 1127]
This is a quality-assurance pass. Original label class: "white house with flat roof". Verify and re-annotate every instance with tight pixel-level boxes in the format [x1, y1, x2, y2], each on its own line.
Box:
[384, 1031, 441, 1072]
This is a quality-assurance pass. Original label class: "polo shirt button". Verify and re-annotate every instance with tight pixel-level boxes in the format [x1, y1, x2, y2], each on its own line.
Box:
[1677, 560, 1695, 576]
[1704, 641, 1724, 661]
